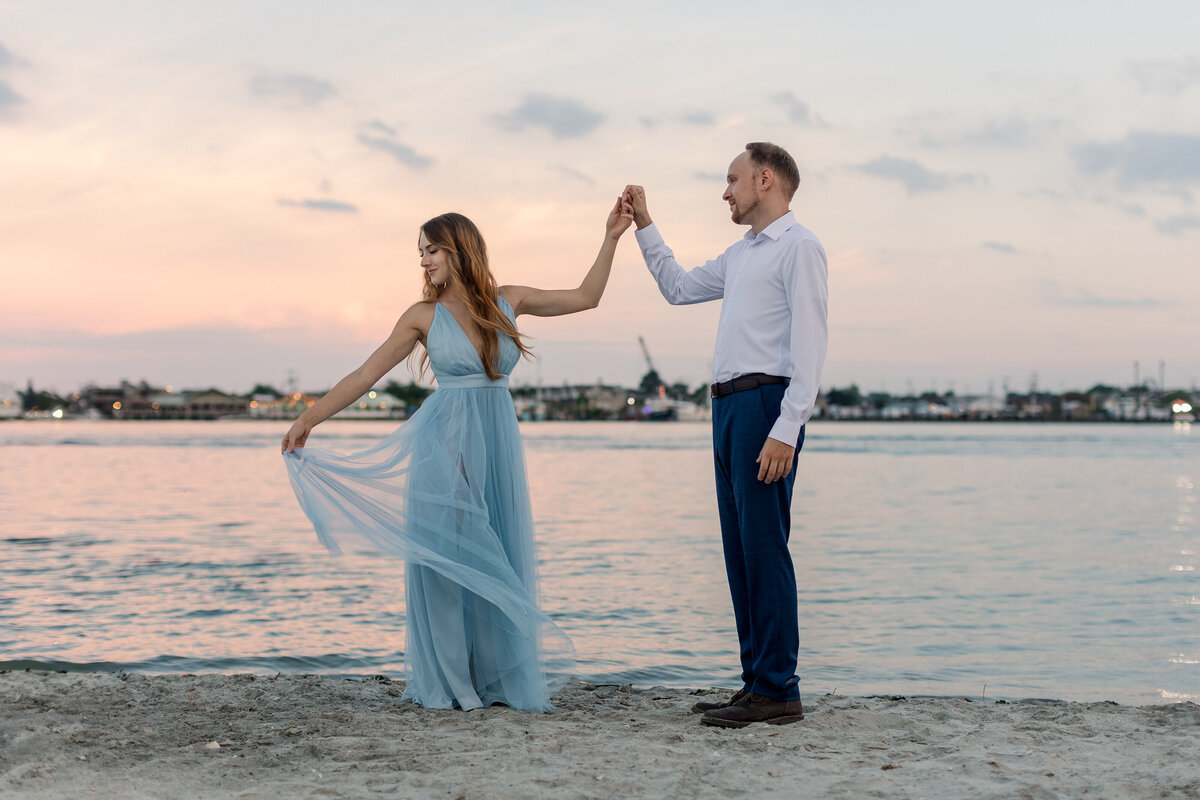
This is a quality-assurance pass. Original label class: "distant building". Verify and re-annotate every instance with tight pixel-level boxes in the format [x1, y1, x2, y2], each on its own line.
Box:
[958, 395, 1008, 420]
[80, 382, 248, 420]
[182, 391, 250, 420]
[0, 383, 21, 419]
[333, 390, 407, 419]
[512, 383, 635, 421]
[250, 393, 322, 420]
[826, 403, 865, 420]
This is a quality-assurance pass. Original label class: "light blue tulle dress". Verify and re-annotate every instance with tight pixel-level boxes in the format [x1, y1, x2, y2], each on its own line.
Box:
[284, 297, 573, 712]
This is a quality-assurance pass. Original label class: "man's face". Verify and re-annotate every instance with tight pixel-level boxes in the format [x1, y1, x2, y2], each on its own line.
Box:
[722, 152, 759, 226]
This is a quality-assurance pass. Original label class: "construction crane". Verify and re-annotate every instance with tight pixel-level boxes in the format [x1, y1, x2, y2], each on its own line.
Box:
[637, 335, 664, 395]
[638, 336, 657, 374]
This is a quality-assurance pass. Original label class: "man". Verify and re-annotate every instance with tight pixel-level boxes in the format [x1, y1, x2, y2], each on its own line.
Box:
[624, 142, 827, 728]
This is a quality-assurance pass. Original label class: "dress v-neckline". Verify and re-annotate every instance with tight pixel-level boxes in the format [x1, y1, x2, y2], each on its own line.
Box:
[437, 302, 488, 369]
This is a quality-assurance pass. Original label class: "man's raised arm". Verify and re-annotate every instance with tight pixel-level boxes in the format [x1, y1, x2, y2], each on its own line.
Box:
[625, 184, 726, 306]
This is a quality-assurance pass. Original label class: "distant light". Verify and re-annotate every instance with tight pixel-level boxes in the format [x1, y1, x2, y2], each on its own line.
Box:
[113, 401, 122, 410]
[626, 397, 635, 405]
[165, 385, 173, 393]
[368, 391, 377, 399]
[52, 409, 63, 419]
[1175, 402, 1193, 414]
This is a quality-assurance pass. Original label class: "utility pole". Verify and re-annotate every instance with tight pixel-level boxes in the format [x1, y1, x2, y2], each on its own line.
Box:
[1134, 360, 1141, 419]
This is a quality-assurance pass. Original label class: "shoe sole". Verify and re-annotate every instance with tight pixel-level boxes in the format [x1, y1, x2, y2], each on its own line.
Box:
[766, 713, 805, 725]
[701, 713, 805, 729]
[701, 715, 751, 728]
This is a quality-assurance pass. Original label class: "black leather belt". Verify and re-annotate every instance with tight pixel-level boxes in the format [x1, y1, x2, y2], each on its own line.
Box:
[710, 373, 789, 399]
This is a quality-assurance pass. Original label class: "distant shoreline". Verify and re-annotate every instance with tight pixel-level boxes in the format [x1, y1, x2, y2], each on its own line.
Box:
[0, 416, 1186, 425]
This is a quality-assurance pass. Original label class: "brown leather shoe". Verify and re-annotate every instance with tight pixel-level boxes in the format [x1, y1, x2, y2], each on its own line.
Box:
[690, 688, 749, 714]
[701, 693, 804, 728]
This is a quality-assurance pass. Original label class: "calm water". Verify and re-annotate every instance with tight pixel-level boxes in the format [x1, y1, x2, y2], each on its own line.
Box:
[1, 420, 1196, 705]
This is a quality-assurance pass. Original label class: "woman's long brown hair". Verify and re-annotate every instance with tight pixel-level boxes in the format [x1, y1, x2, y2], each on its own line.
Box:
[418, 212, 532, 380]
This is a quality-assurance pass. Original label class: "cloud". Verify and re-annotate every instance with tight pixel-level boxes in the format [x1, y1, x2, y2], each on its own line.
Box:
[1020, 188, 1066, 201]
[1155, 214, 1200, 236]
[356, 133, 433, 172]
[981, 242, 1018, 254]
[907, 115, 1047, 150]
[362, 119, 396, 136]
[0, 80, 22, 112]
[960, 116, 1033, 148]
[1073, 130, 1200, 193]
[770, 92, 826, 127]
[856, 155, 977, 195]
[0, 42, 25, 116]
[1040, 280, 1161, 308]
[1093, 196, 1148, 218]
[1129, 57, 1200, 96]
[681, 110, 715, 126]
[552, 165, 595, 186]
[248, 71, 337, 108]
[277, 198, 358, 213]
[495, 93, 604, 138]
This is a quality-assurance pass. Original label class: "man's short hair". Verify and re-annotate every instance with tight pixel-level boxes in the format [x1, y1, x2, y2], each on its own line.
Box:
[745, 142, 800, 201]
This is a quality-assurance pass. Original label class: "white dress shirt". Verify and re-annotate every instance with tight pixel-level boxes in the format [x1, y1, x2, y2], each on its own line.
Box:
[635, 211, 828, 446]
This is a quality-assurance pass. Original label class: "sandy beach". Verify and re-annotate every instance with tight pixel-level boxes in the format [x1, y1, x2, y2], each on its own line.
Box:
[1, 671, 1197, 799]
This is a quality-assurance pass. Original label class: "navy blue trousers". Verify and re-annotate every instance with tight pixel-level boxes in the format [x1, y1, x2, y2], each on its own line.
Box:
[712, 383, 804, 701]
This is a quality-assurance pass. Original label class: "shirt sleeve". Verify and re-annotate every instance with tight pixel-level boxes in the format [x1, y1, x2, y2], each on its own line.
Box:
[634, 223, 726, 305]
[769, 238, 829, 445]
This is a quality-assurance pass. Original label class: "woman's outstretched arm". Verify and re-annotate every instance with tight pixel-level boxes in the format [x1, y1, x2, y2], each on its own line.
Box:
[282, 303, 430, 453]
[503, 196, 632, 318]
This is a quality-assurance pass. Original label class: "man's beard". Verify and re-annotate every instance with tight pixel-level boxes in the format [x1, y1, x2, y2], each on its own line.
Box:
[731, 197, 758, 225]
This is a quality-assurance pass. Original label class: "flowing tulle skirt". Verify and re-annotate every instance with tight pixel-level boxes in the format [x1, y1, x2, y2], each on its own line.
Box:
[284, 385, 573, 712]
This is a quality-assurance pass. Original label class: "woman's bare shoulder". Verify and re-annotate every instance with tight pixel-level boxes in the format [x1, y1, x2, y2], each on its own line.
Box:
[396, 300, 437, 334]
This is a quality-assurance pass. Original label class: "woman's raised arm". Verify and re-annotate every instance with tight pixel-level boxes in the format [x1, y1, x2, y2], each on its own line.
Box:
[504, 196, 632, 318]
[282, 303, 430, 453]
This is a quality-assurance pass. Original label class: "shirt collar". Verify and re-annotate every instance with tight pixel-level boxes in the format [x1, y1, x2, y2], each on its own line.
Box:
[743, 210, 797, 242]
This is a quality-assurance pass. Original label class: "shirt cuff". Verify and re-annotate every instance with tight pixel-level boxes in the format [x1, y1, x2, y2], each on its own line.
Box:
[634, 223, 662, 250]
[767, 415, 804, 448]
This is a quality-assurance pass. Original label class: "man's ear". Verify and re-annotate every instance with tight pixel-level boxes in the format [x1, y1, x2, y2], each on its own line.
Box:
[758, 167, 775, 191]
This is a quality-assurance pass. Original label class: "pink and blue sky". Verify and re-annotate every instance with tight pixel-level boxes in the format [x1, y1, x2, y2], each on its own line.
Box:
[2, 2, 1198, 396]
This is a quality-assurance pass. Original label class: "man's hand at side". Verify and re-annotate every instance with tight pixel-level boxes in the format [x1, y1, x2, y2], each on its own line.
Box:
[756, 437, 795, 483]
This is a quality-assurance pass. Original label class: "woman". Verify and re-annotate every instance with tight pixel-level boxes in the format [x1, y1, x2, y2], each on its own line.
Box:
[282, 199, 632, 712]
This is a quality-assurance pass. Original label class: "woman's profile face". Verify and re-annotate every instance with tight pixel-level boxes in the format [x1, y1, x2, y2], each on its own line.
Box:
[418, 231, 453, 287]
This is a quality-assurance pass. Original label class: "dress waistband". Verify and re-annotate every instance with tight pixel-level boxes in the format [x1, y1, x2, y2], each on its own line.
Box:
[437, 374, 510, 390]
